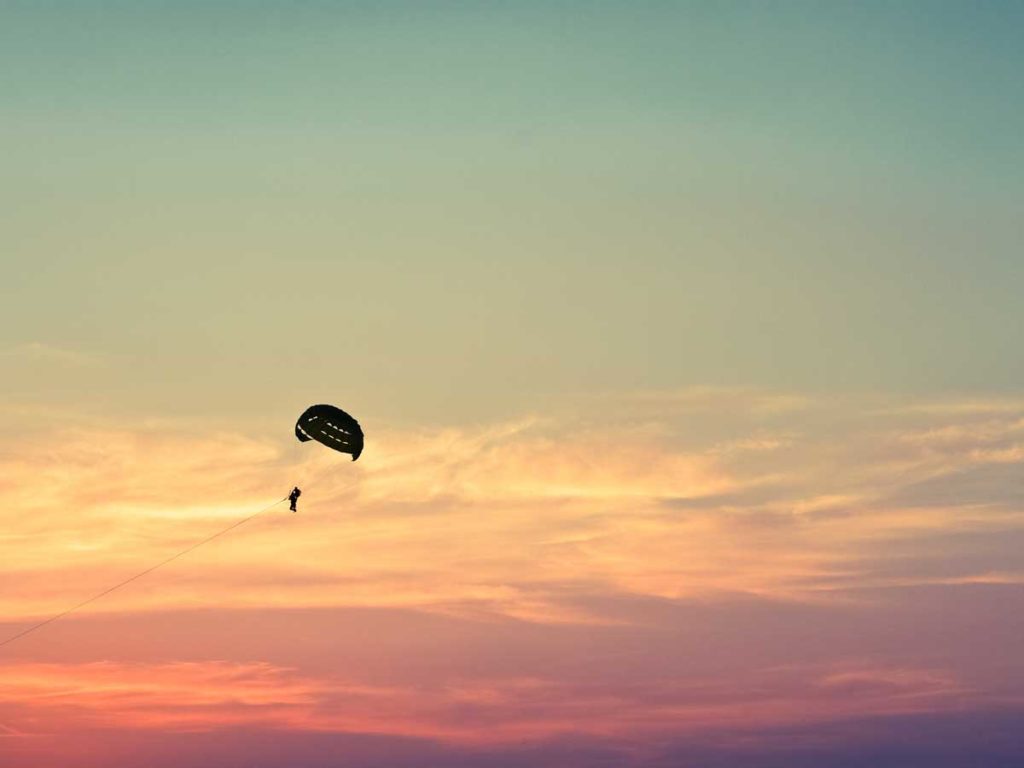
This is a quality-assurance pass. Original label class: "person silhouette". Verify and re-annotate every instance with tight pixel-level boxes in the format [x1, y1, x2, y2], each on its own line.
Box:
[288, 487, 302, 512]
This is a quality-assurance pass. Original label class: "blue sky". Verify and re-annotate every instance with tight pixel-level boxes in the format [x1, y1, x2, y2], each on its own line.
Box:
[3, 1, 1023, 426]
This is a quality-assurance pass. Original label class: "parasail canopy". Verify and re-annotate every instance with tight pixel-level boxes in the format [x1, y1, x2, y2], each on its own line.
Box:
[295, 404, 364, 460]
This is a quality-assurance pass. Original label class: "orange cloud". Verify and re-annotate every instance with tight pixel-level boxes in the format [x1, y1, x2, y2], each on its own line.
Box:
[2, 391, 1023, 624]
[1, 386, 1022, 765]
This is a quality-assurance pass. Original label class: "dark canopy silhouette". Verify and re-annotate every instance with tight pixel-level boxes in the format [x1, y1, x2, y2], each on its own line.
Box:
[295, 404, 364, 461]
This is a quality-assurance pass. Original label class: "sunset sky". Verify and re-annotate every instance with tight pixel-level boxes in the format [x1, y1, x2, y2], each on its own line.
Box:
[2, 2, 1023, 766]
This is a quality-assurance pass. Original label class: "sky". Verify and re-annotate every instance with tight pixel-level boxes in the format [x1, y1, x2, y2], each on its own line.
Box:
[1, 2, 1023, 766]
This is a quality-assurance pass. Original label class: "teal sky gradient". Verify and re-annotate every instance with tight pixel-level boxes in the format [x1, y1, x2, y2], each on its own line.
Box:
[4, 7, 1024, 767]
[3, 1, 1022, 426]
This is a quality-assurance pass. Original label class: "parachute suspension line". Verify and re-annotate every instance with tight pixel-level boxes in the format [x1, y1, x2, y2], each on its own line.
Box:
[298, 461, 341, 495]
[0, 496, 289, 651]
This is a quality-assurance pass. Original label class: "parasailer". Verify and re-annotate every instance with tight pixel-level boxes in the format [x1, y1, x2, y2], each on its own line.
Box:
[289, 404, 363, 508]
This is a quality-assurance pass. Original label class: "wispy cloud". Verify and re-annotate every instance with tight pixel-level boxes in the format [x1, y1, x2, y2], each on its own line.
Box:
[0, 342, 103, 368]
[2, 390, 1023, 617]
[1, 390, 1022, 763]
[0, 657, 979, 745]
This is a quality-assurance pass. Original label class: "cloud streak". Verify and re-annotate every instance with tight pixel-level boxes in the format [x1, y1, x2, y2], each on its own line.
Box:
[1, 389, 1023, 764]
